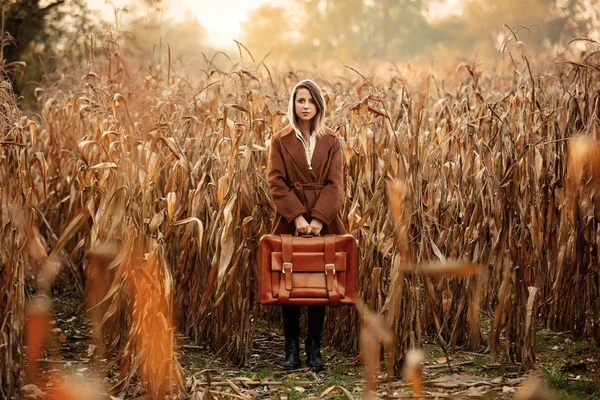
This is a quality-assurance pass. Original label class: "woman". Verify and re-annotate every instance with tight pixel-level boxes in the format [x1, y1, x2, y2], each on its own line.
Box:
[266, 79, 346, 371]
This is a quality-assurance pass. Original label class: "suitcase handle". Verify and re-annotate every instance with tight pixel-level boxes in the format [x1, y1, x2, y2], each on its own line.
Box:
[294, 229, 321, 238]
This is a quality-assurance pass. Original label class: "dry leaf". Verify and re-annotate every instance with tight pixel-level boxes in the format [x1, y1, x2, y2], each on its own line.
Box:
[503, 386, 516, 393]
[166, 192, 177, 222]
[22, 384, 46, 399]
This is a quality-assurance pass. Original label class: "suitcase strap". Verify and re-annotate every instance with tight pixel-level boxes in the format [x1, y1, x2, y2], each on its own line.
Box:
[324, 235, 341, 306]
[278, 234, 342, 306]
[278, 234, 294, 305]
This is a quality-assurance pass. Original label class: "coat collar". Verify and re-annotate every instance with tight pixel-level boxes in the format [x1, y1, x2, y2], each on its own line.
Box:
[279, 124, 336, 137]
[279, 124, 295, 137]
[278, 124, 336, 180]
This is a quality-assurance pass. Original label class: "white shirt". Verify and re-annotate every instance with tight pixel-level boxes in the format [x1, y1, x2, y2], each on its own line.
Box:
[294, 128, 316, 170]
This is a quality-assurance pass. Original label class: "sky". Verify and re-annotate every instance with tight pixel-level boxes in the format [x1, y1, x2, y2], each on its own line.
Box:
[86, 0, 461, 48]
[87, 0, 271, 47]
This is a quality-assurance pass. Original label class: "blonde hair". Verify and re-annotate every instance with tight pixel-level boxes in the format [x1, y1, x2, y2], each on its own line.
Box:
[286, 79, 327, 138]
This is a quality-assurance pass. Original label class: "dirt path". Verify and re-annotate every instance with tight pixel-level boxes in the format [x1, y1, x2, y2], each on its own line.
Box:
[34, 290, 599, 399]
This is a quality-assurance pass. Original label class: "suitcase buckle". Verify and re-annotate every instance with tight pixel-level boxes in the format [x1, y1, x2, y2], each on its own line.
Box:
[325, 263, 336, 275]
[282, 262, 293, 273]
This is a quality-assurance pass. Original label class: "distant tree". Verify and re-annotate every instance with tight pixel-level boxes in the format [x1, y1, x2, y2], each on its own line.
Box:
[121, 12, 208, 73]
[240, 0, 599, 62]
[298, 0, 364, 59]
[241, 0, 438, 61]
[241, 4, 297, 60]
[1, 0, 173, 103]
[2, 0, 96, 102]
[548, 0, 599, 43]
[2, 0, 63, 68]
[432, 0, 600, 53]
[360, 0, 436, 58]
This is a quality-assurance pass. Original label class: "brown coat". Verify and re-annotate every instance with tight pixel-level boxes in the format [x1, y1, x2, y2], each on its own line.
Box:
[267, 124, 346, 235]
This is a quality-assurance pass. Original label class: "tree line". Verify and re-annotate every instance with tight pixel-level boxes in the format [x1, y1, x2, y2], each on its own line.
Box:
[242, 0, 599, 60]
[2, 0, 598, 104]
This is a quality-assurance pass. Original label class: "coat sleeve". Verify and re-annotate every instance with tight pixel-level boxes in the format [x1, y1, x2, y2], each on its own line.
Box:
[267, 135, 307, 223]
[311, 138, 344, 226]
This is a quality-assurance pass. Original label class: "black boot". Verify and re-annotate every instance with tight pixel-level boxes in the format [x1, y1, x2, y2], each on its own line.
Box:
[283, 338, 301, 370]
[305, 336, 324, 371]
[282, 306, 301, 370]
[306, 306, 325, 371]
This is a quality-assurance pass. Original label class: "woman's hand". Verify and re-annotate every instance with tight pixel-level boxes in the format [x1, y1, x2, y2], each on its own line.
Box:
[294, 215, 310, 235]
[307, 218, 323, 236]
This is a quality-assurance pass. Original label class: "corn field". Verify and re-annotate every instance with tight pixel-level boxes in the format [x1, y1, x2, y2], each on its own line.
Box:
[2, 36, 600, 398]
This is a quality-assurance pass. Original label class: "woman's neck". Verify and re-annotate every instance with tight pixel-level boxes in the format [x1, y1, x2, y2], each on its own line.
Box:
[298, 120, 311, 141]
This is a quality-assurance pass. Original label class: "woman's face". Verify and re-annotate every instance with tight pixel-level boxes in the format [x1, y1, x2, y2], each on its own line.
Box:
[294, 88, 317, 123]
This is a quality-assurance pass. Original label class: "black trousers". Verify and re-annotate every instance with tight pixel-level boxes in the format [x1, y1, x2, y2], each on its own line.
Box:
[282, 306, 325, 340]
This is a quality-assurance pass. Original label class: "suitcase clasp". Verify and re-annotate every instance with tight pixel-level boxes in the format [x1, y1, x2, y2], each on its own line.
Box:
[325, 263, 336, 275]
[282, 262, 293, 274]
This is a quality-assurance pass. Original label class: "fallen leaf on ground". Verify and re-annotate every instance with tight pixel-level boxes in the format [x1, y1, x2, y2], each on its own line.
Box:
[453, 386, 488, 396]
[22, 384, 45, 399]
[429, 374, 494, 389]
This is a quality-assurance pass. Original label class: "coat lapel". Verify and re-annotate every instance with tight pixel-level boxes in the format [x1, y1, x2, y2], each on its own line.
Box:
[310, 134, 333, 174]
[279, 125, 314, 181]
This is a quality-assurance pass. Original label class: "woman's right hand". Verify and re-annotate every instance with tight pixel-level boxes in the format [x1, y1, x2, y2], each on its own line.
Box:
[294, 215, 310, 235]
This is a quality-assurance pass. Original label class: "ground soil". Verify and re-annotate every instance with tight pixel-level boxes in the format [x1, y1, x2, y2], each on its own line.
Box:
[29, 289, 600, 399]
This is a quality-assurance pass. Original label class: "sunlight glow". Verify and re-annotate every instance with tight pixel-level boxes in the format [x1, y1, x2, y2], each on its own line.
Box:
[87, 0, 270, 48]
[87, 0, 460, 48]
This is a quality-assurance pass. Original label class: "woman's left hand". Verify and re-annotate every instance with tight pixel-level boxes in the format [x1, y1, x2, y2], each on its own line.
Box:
[307, 218, 323, 236]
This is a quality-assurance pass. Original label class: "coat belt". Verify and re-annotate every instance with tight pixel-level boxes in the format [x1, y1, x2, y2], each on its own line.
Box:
[293, 182, 326, 191]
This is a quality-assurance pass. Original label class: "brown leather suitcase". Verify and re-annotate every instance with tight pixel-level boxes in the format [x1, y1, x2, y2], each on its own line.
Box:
[258, 234, 358, 306]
